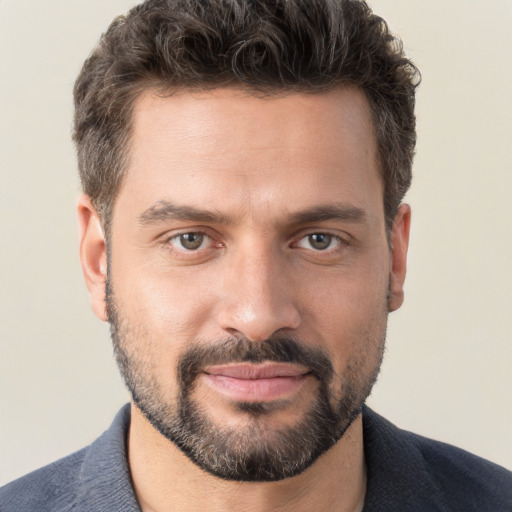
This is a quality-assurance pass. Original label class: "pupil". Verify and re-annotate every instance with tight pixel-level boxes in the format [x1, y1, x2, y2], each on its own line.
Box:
[180, 233, 203, 250]
[309, 233, 331, 250]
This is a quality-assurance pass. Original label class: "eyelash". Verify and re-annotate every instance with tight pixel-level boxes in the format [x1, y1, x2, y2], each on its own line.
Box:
[166, 232, 219, 255]
[293, 233, 346, 252]
[162, 230, 349, 258]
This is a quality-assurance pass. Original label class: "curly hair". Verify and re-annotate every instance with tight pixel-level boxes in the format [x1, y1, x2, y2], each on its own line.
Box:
[73, 0, 420, 233]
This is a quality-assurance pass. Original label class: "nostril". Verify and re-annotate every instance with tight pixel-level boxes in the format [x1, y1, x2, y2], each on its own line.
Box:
[217, 299, 301, 342]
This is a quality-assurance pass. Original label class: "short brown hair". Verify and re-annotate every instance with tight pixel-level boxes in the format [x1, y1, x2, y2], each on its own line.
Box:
[73, 0, 420, 232]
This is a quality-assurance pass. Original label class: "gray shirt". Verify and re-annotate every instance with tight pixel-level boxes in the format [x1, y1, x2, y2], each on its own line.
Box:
[1, 405, 511, 511]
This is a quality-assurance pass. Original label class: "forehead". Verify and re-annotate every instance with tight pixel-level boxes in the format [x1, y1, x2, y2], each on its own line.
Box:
[130, 86, 377, 166]
[114, 87, 382, 225]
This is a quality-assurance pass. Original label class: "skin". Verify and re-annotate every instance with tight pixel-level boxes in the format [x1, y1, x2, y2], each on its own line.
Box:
[78, 87, 410, 512]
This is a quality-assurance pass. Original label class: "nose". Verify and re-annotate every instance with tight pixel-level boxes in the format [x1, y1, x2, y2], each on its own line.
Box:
[215, 245, 301, 341]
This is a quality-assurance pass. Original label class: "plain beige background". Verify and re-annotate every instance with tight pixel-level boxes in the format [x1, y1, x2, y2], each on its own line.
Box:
[1, 0, 511, 486]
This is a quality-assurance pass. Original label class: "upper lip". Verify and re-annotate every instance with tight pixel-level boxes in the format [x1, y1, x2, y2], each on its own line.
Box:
[203, 363, 310, 379]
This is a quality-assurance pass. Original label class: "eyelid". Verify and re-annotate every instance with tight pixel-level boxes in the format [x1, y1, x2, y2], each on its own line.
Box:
[169, 231, 209, 250]
[162, 229, 224, 258]
[292, 229, 351, 246]
[161, 226, 215, 243]
[295, 233, 343, 251]
[159, 227, 350, 258]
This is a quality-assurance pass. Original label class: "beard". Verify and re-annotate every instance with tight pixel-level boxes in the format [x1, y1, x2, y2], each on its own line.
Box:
[107, 281, 386, 482]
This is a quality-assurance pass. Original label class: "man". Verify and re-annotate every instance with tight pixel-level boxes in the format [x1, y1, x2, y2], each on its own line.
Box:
[1, 0, 511, 510]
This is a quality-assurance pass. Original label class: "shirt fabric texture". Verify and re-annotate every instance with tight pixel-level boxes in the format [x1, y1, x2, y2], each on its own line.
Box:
[1, 404, 511, 511]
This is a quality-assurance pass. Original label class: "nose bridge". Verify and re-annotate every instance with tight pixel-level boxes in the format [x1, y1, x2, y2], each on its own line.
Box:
[216, 238, 301, 341]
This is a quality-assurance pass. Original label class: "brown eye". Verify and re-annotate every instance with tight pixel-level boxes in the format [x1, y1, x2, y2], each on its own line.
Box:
[178, 233, 204, 250]
[308, 233, 332, 250]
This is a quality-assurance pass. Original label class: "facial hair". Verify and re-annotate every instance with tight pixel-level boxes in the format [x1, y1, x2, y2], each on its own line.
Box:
[106, 280, 386, 482]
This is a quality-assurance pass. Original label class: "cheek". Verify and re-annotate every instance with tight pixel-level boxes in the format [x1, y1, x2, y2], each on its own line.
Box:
[301, 258, 389, 324]
[297, 259, 389, 362]
[111, 259, 218, 349]
[108, 268, 218, 402]
[316, 285, 388, 403]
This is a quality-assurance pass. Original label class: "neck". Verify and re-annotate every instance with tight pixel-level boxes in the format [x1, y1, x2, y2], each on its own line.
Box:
[128, 404, 366, 512]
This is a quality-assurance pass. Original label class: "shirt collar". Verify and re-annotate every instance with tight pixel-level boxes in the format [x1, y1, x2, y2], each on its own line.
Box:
[72, 404, 140, 512]
[362, 405, 449, 511]
[69, 403, 450, 511]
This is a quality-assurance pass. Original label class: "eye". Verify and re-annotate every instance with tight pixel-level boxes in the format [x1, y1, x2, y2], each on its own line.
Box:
[169, 232, 209, 251]
[295, 233, 341, 251]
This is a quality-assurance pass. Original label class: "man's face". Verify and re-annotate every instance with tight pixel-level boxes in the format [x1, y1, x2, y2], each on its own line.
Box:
[81, 87, 409, 481]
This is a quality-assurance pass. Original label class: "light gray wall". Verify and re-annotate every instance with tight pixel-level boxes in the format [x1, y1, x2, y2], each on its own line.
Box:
[1, 0, 511, 485]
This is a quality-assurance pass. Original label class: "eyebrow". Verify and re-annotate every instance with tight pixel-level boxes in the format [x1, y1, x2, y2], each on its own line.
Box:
[138, 200, 367, 226]
[287, 204, 367, 225]
[139, 201, 233, 225]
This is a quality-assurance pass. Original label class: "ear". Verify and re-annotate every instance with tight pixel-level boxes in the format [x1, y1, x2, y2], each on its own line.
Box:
[77, 195, 108, 322]
[388, 203, 411, 312]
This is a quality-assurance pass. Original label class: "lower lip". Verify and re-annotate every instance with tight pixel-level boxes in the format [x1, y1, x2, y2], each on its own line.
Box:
[201, 373, 310, 402]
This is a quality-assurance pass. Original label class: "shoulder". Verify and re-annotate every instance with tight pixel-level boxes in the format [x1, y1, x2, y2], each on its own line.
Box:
[405, 429, 512, 508]
[0, 404, 135, 512]
[0, 448, 87, 512]
[362, 407, 512, 511]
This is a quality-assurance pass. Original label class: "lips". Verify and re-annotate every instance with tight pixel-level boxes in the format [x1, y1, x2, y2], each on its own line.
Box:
[204, 362, 310, 379]
[201, 362, 311, 402]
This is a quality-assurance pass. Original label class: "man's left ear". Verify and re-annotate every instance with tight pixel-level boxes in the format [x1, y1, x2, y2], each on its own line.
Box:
[388, 204, 411, 312]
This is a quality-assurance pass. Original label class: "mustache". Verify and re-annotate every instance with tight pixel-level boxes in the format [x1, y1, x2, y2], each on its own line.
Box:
[178, 337, 334, 387]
